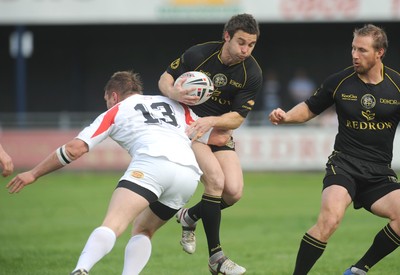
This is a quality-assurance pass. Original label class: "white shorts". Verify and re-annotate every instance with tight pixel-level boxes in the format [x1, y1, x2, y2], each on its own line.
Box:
[120, 155, 201, 210]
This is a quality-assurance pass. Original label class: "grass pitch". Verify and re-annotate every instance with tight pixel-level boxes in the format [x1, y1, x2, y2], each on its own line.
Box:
[0, 171, 399, 274]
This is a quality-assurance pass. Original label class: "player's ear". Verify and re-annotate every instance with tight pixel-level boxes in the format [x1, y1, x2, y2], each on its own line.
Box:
[377, 47, 385, 60]
[223, 31, 231, 42]
[112, 91, 119, 103]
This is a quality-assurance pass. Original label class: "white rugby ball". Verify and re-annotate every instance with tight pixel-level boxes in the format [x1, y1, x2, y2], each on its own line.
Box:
[174, 71, 214, 105]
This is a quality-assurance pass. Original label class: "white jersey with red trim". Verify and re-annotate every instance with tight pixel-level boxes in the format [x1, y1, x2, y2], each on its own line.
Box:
[76, 94, 202, 174]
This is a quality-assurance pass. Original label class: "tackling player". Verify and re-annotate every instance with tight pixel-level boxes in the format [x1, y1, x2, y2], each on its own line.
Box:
[6, 70, 230, 275]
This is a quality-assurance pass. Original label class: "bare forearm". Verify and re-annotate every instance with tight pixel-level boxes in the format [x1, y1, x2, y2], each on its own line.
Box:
[284, 102, 316, 124]
[31, 140, 88, 178]
[30, 152, 65, 179]
[269, 102, 316, 125]
[212, 112, 244, 130]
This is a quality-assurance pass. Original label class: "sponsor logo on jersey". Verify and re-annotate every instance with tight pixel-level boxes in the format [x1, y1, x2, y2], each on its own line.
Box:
[361, 94, 376, 109]
[209, 95, 232, 106]
[345, 120, 393, 130]
[242, 105, 252, 111]
[213, 73, 227, 88]
[380, 98, 400, 105]
[171, 58, 180, 69]
[361, 110, 375, 121]
[131, 171, 144, 178]
[229, 79, 242, 88]
[247, 100, 255, 106]
[344, 94, 395, 130]
[341, 93, 357, 101]
[241, 100, 255, 111]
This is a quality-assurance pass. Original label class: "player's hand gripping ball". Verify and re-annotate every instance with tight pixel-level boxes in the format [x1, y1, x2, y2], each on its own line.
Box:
[174, 71, 214, 105]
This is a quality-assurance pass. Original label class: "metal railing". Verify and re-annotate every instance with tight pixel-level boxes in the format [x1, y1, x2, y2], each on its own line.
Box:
[0, 111, 338, 129]
[0, 112, 99, 130]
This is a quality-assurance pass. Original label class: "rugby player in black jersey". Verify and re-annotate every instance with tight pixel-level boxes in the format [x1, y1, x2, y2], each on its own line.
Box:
[159, 13, 262, 275]
[269, 24, 400, 275]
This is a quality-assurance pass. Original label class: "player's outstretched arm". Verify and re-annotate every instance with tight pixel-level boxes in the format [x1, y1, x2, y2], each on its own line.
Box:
[6, 139, 88, 194]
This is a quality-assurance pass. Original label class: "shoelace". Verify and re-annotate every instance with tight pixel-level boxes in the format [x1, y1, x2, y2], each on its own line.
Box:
[222, 258, 238, 270]
[182, 230, 195, 241]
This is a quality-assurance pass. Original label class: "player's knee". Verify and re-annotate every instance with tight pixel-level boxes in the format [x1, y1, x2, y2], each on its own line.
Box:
[202, 172, 225, 191]
[319, 215, 341, 237]
[222, 188, 243, 205]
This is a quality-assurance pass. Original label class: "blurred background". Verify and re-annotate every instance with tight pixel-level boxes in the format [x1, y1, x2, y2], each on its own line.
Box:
[1, 0, 400, 171]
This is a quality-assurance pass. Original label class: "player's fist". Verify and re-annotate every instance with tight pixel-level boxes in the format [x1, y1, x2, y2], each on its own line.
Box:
[268, 108, 286, 125]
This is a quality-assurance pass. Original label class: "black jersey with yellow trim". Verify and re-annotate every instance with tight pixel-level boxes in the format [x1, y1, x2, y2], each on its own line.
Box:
[306, 65, 400, 164]
[166, 41, 263, 118]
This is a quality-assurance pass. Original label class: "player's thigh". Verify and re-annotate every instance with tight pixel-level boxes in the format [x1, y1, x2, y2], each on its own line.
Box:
[319, 185, 351, 224]
[192, 142, 224, 192]
[102, 188, 150, 237]
[131, 207, 167, 238]
[214, 150, 243, 199]
[371, 189, 400, 221]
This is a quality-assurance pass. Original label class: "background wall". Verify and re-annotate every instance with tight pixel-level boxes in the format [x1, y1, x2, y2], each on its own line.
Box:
[2, 22, 400, 114]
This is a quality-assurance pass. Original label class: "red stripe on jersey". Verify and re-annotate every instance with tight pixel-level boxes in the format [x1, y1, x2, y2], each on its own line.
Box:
[91, 104, 120, 138]
[180, 103, 195, 125]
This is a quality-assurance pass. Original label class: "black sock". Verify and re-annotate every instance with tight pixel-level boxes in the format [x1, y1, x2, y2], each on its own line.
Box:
[193, 194, 222, 257]
[293, 233, 327, 275]
[187, 201, 202, 221]
[354, 224, 400, 272]
[190, 196, 231, 217]
[220, 198, 231, 210]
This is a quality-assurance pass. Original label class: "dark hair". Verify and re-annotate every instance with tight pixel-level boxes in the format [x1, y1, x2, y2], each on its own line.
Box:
[353, 24, 388, 59]
[104, 70, 143, 97]
[222, 13, 260, 40]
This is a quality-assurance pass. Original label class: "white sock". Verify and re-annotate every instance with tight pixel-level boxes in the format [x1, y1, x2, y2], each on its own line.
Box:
[122, 234, 152, 275]
[73, 226, 116, 272]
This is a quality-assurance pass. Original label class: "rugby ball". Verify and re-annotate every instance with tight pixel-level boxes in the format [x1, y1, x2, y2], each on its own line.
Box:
[174, 71, 214, 105]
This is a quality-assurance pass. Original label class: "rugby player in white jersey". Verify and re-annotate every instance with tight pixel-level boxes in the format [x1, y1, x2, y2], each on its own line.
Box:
[6, 71, 230, 275]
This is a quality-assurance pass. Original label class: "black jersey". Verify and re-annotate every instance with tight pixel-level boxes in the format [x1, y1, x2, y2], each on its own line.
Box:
[166, 41, 263, 118]
[306, 65, 400, 164]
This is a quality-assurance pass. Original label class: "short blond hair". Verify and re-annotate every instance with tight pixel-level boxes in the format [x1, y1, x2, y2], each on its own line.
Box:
[104, 70, 143, 97]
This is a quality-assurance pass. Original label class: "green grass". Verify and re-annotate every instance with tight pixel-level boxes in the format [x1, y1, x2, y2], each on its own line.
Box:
[0, 171, 399, 274]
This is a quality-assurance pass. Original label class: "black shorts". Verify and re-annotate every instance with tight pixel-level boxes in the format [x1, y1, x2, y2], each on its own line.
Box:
[209, 137, 236, 152]
[116, 180, 177, 221]
[323, 151, 400, 212]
